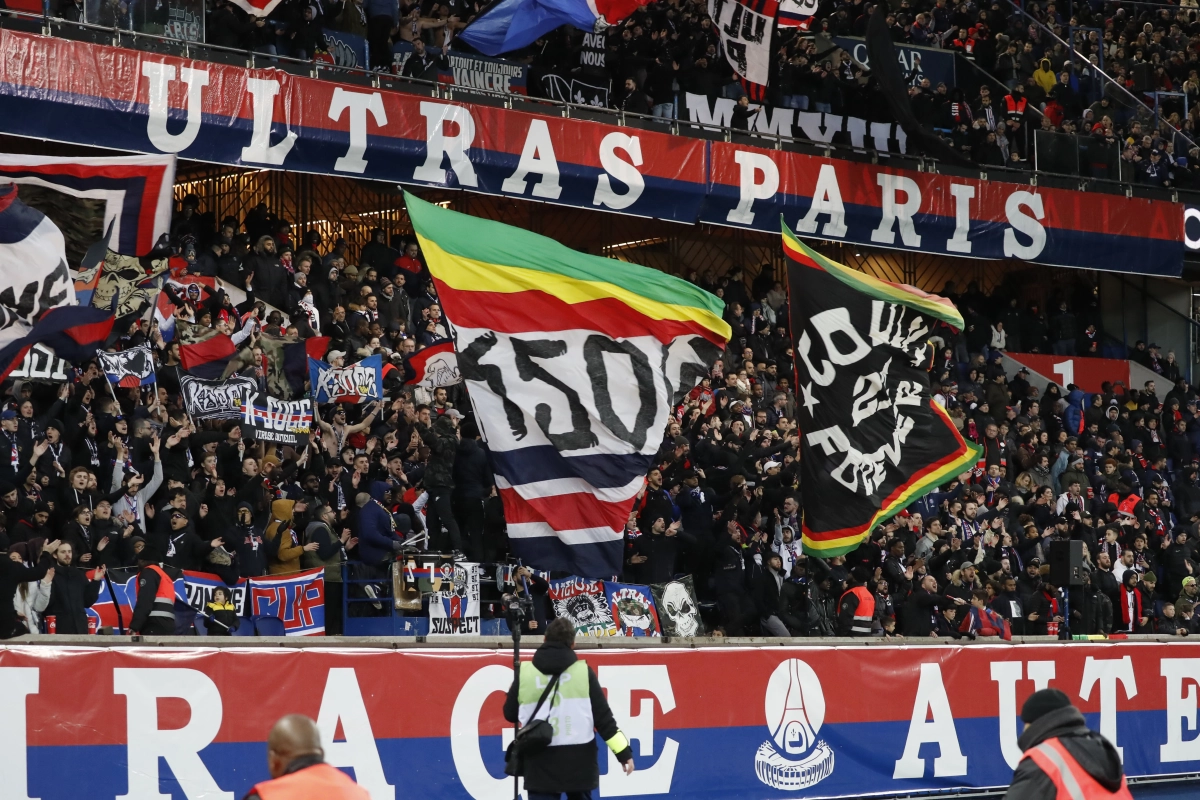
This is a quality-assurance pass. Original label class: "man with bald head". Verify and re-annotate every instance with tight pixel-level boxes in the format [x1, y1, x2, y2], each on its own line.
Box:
[243, 715, 369, 799]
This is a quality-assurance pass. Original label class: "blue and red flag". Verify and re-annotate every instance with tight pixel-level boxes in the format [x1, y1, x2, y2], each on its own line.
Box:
[154, 274, 216, 343]
[0, 305, 114, 383]
[461, 0, 649, 56]
[180, 333, 237, 380]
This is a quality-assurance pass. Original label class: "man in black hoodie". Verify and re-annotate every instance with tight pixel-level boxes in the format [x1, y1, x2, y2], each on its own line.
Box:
[503, 618, 634, 795]
[233, 501, 268, 578]
[1004, 688, 1130, 799]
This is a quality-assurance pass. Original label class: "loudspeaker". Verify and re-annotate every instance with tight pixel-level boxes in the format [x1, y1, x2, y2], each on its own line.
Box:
[1048, 540, 1085, 587]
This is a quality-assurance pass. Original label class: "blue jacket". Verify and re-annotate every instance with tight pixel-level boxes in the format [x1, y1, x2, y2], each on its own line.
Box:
[364, 0, 398, 25]
[1064, 389, 1087, 434]
[356, 482, 403, 564]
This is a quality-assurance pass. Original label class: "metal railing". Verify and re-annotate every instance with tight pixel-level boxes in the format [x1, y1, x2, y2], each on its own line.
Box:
[4, 7, 1200, 206]
[1003, 0, 1198, 154]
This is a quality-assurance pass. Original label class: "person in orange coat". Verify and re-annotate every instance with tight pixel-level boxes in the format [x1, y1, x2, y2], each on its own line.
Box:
[243, 715, 368, 800]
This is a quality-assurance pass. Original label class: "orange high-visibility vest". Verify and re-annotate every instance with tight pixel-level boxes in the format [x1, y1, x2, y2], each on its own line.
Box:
[840, 586, 876, 635]
[1022, 737, 1134, 800]
[251, 763, 371, 800]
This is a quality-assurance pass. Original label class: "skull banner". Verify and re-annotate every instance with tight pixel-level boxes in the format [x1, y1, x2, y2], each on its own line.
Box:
[549, 576, 617, 636]
[652, 576, 705, 637]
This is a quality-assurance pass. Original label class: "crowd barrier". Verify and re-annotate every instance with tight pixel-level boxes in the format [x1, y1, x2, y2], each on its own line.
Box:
[2, 638, 1199, 798]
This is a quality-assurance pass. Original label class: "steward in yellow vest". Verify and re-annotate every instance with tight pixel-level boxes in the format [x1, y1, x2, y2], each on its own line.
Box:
[504, 618, 635, 797]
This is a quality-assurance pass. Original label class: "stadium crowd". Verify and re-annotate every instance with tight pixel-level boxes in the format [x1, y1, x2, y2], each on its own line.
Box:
[24, 0, 1200, 182]
[0, 190, 1194, 642]
[185, 0, 1200, 182]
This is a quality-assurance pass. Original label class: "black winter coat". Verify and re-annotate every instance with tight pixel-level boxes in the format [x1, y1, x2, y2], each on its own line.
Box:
[418, 416, 458, 490]
[452, 438, 492, 499]
[0, 552, 53, 638]
[503, 642, 632, 793]
[45, 566, 101, 634]
[1004, 705, 1125, 800]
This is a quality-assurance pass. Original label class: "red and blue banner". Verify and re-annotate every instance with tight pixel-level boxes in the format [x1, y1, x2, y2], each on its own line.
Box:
[0, 29, 1184, 275]
[0, 154, 175, 256]
[704, 141, 1183, 276]
[0, 642, 1198, 799]
[89, 568, 325, 635]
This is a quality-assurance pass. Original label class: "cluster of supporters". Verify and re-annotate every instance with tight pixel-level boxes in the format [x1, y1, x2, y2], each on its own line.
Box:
[611, 270, 1200, 639]
[1, 191, 1194, 642]
[36, 0, 1200, 184]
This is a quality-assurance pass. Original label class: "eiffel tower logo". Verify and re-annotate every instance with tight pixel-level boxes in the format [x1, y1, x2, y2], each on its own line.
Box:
[755, 659, 835, 790]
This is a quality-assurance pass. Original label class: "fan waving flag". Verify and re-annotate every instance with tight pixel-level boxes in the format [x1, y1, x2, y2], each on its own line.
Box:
[406, 192, 729, 578]
[403, 339, 462, 391]
[461, 0, 649, 56]
[783, 223, 978, 557]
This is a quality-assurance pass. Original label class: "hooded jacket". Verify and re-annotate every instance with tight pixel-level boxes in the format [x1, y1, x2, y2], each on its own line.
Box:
[264, 499, 304, 575]
[502, 641, 632, 793]
[1034, 58, 1058, 94]
[1004, 705, 1125, 799]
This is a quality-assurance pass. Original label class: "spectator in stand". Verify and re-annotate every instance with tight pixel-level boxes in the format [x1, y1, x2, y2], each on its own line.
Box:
[44, 541, 104, 634]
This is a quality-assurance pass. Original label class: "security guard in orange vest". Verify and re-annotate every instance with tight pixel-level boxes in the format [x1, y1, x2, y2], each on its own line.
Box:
[1004, 689, 1133, 799]
[244, 715, 369, 800]
[837, 567, 876, 636]
[129, 546, 177, 636]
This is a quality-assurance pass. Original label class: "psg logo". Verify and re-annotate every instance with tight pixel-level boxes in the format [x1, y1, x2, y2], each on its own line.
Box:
[755, 659, 835, 790]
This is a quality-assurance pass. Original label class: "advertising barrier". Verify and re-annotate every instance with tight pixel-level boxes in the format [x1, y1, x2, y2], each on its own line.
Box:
[0, 29, 1183, 275]
[1, 641, 1199, 799]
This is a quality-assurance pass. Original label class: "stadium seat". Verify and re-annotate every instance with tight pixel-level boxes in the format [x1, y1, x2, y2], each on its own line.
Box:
[253, 616, 286, 636]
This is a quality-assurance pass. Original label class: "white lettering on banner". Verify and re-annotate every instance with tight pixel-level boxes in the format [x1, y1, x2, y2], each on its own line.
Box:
[991, 660, 1056, 769]
[328, 88, 387, 174]
[113, 668, 233, 800]
[142, 62, 209, 153]
[793, 111, 838, 145]
[500, 119, 563, 200]
[947, 184, 975, 254]
[0, 668, 38, 800]
[798, 307, 871, 387]
[317, 362, 379, 400]
[1161, 658, 1200, 763]
[598, 666, 678, 795]
[871, 174, 922, 247]
[242, 394, 312, 432]
[727, 151, 779, 225]
[1003, 191, 1047, 259]
[449, 664, 678, 799]
[752, 105, 794, 137]
[1080, 655, 1137, 762]
[795, 164, 848, 238]
[8, 344, 69, 381]
[594, 133, 645, 210]
[893, 663, 968, 779]
[451, 664, 522, 800]
[415, 102, 479, 187]
[447, 55, 523, 94]
[317, 668, 396, 800]
[242, 78, 297, 166]
[684, 94, 735, 128]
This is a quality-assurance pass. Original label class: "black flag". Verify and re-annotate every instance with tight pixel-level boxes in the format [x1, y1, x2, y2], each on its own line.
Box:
[784, 224, 978, 557]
